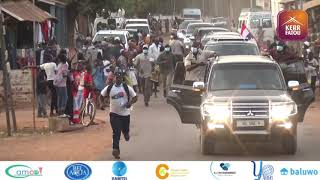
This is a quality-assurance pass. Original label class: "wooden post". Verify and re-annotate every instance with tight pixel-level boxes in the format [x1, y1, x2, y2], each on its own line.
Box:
[32, 0, 36, 132]
[0, 6, 12, 136]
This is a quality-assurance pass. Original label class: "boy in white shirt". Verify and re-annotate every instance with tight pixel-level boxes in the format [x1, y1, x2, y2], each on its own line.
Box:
[100, 67, 138, 159]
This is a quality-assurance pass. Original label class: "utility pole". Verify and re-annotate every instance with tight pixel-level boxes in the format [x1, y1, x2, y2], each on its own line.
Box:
[251, 0, 256, 9]
[134, 0, 138, 17]
[32, 0, 36, 131]
[202, 0, 205, 17]
[0, 3, 12, 136]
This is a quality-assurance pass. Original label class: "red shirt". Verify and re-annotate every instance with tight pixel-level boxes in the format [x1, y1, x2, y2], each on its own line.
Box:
[83, 71, 93, 98]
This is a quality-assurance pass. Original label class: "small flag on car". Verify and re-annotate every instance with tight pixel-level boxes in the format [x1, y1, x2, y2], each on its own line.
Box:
[240, 23, 255, 41]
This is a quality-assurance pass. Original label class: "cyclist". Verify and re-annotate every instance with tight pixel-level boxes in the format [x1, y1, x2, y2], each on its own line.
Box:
[100, 67, 138, 159]
[83, 64, 97, 125]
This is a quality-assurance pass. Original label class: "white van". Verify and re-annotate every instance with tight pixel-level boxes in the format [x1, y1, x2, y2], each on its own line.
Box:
[182, 8, 202, 20]
[238, 10, 274, 43]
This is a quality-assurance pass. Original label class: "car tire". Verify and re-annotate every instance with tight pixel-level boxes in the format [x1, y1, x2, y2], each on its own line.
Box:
[200, 124, 214, 155]
[282, 133, 297, 155]
[282, 123, 297, 155]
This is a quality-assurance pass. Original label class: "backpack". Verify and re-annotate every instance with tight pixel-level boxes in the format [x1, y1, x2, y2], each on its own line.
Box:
[106, 83, 130, 102]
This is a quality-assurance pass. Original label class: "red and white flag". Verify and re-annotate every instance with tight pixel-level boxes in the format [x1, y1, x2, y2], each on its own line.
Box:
[240, 23, 255, 41]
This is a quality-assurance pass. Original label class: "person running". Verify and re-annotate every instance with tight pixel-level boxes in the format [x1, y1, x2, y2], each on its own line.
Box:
[134, 45, 154, 107]
[100, 67, 138, 159]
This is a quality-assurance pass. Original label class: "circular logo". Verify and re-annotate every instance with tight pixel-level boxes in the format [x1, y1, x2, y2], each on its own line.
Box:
[112, 161, 127, 177]
[263, 165, 274, 176]
[156, 164, 169, 179]
[64, 163, 92, 180]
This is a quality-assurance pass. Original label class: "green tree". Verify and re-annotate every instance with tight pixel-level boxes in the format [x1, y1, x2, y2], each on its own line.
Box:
[64, 0, 119, 46]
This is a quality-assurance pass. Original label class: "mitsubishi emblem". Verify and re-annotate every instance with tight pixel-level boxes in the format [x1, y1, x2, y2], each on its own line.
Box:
[247, 110, 255, 116]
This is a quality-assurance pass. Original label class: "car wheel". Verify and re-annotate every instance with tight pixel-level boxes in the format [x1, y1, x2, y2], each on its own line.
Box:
[282, 122, 297, 155]
[200, 124, 214, 155]
[282, 133, 297, 155]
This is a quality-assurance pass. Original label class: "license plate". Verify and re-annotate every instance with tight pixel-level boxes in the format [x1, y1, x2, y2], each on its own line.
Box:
[236, 120, 265, 127]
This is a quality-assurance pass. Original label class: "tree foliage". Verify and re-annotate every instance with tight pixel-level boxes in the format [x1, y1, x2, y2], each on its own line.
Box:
[65, 0, 119, 19]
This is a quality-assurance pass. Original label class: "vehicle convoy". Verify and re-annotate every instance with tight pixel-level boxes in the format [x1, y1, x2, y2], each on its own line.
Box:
[177, 19, 203, 39]
[167, 55, 314, 155]
[183, 23, 215, 46]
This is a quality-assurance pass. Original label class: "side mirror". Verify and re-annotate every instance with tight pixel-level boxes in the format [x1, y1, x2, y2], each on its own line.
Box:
[288, 80, 299, 91]
[193, 82, 205, 92]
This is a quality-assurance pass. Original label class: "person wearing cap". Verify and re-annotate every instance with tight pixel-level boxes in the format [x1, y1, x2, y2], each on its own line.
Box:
[100, 67, 138, 159]
[134, 45, 154, 106]
[157, 45, 176, 97]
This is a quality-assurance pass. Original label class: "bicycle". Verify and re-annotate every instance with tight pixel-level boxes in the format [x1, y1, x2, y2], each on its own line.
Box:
[80, 92, 96, 127]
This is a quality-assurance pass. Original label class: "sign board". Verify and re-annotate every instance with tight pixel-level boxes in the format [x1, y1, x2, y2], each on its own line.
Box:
[0, 70, 33, 106]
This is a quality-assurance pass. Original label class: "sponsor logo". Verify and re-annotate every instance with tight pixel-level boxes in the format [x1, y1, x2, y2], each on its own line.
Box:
[210, 162, 236, 179]
[280, 168, 319, 176]
[252, 161, 274, 180]
[112, 161, 127, 180]
[5, 164, 43, 178]
[64, 163, 92, 180]
[155, 164, 189, 179]
[277, 10, 308, 41]
[220, 163, 230, 171]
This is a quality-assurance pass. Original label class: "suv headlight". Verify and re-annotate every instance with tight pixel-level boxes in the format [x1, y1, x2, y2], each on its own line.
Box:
[201, 102, 230, 122]
[271, 102, 297, 121]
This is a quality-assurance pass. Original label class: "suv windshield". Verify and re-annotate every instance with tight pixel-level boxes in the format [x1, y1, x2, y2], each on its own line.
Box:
[187, 24, 214, 34]
[126, 26, 149, 34]
[204, 43, 259, 56]
[179, 21, 200, 29]
[209, 64, 284, 91]
[93, 34, 125, 43]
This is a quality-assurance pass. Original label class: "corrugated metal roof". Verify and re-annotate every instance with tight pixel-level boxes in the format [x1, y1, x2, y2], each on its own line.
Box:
[0, 0, 56, 22]
[37, 0, 67, 6]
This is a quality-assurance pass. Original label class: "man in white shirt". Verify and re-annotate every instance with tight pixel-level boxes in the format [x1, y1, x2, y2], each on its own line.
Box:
[100, 67, 138, 159]
[148, 38, 160, 61]
[40, 60, 57, 116]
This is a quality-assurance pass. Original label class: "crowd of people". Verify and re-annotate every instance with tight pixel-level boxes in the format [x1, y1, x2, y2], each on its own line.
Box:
[267, 35, 320, 93]
[35, 29, 185, 122]
[33, 22, 320, 159]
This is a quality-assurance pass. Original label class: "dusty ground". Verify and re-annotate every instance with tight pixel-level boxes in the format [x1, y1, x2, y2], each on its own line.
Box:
[0, 109, 112, 161]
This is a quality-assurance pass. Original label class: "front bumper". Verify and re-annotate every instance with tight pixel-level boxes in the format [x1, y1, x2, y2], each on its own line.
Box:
[202, 114, 298, 142]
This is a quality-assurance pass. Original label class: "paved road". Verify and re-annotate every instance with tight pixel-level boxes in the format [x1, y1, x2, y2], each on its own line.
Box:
[100, 95, 320, 161]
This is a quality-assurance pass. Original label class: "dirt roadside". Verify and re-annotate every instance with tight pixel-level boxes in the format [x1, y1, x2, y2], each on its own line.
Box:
[0, 109, 112, 161]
